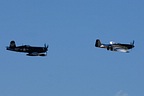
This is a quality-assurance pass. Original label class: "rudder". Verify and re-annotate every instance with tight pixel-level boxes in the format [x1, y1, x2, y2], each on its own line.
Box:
[10, 41, 16, 48]
[95, 39, 101, 47]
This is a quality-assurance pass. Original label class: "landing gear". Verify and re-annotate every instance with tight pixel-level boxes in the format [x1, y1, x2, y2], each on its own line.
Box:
[107, 46, 113, 51]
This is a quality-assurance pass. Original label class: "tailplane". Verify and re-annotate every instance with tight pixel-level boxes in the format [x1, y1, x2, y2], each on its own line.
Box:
[10, 41, 16, 48]
[95, 39, 101, 47]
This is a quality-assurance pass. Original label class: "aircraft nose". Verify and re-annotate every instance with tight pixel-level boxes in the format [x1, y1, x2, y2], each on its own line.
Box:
[43, 47, 48, 51]
[44, 44, 48, 52]
[46, 48, 48, 51]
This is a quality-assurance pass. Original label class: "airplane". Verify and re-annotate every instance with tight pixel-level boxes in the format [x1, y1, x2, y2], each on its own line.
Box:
[95, 39, 135, 53]
[6, 41, 48, 56]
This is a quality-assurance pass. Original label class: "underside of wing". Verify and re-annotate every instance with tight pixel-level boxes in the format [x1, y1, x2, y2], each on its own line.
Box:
[26, 52, 47, 56]
[27, 52, 39, 56]
[113, 48, 129, 53]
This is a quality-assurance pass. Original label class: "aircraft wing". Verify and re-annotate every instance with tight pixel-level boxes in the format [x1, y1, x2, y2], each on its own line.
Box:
[27, 52, 47, 56]
[113, 47, 129, 53]
[27, 52, 39, 56]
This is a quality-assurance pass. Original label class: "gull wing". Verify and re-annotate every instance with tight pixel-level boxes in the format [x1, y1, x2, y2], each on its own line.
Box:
[27, 52, 39, 56]
[26, 52, 46, 56]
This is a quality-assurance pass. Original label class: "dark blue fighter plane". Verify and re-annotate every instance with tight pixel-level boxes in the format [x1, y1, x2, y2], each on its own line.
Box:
[6, 41, 48, 56]
[95, 39, 135, 53]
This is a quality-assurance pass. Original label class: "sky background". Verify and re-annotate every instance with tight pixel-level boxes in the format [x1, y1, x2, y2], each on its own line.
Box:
[0, 0, 144, 96]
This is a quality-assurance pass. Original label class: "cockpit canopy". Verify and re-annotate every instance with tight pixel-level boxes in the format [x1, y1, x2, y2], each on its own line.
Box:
[110, 41, 116, 44]
[23, 45, 31, 47]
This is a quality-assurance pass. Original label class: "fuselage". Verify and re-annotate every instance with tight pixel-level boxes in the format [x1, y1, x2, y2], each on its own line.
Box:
[111, 44, 134, 49]
[7, 45, 47, 53]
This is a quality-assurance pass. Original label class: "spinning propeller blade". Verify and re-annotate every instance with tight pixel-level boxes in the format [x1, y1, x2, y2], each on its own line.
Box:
[130, 40, 135, 45]
[44, 44, 49, 48]
[44, 44, 49, 56]
[130, 40, 135, 52]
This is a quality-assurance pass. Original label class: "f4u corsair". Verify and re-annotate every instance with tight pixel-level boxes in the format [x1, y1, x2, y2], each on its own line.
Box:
[6, 41, 48, 56]
[95, 39, 135, 53]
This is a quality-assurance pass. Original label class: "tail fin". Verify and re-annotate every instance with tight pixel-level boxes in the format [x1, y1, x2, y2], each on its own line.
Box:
[10, 41, 16, 48]
[95, 39, 101, 47]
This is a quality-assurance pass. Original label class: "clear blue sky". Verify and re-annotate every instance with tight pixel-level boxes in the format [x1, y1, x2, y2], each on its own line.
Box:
[0, 0, 144, 96]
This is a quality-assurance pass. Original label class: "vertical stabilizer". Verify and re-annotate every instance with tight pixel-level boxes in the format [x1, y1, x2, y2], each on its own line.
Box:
[95, 39, 101, 47]
[10, 41, 16, 48]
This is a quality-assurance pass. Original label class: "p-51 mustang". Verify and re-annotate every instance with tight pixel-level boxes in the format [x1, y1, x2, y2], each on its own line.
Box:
[95, 39, 135, 53]
[6, 41, 48, 56]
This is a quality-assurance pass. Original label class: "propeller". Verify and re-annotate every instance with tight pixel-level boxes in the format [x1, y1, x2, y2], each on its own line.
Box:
[130, 40, 135, 48]
[130, 40, 135, 45]
[44, 44, 49, 48]
[130, 40, 135, 52]
[44, 44, 49, 56]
